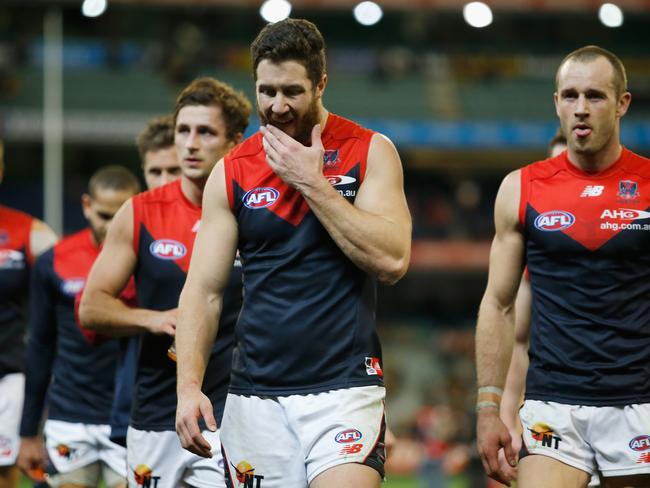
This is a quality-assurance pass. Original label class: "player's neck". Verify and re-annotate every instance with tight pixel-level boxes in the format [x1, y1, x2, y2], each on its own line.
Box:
[567, 140, 623, 174]
[180, 176, 206, 206]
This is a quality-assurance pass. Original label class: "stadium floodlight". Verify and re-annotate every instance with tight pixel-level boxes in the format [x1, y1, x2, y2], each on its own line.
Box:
[463, 2, 493, 28]
[260, 0, 292, 23]
[81, 0, 107, 17]
[599, 3, 623, 28]
[353, 1, 383, 26]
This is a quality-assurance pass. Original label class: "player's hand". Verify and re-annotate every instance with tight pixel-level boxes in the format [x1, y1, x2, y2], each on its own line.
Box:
[145, 308, 177, 336]
[477, 408, 518, 486]
[176, 387, 216, 459]
[16, 436, 46, 482]
[385, 427, 396, 460]
[260, 124, 324, 191]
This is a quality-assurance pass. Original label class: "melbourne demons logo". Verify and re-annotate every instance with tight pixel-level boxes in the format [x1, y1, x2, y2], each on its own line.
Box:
[149, 239, 187, 260]
[534, 211, 575, 231]
[618, 180, 639, 200]
[242, 187, 279, 209]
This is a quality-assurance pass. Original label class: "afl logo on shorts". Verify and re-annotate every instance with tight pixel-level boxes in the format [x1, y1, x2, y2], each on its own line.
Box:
[326, 175, 356, 186]
[335, 429, 363, 444]
[149, 239, 187, 260]
[629, 435, 650, 451]
[243, 187, 279, 209]
[534, 211, 575, 231]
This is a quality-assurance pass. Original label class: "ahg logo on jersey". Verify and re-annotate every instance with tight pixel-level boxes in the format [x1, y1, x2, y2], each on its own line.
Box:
[242, 188, 279, 209]
[149, 239, 187, 260]
[232, 461, 264, 487]
[0, 249, 25, 270]
[534, 211, 575, 232]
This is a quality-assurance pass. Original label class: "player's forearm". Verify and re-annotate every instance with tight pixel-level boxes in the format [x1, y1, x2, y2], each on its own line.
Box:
[300, 178, 411, 284]
[79, 289, 153, 337]
[20, 341, 55, 436]
[476, 297, 515, 396]
[176, 287, 222, 394]
[500, 341, 529, 431]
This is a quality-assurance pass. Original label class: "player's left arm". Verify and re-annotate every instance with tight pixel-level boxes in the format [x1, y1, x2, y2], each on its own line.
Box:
[28, 219, 57, 261]
[262, 124, 411, 284]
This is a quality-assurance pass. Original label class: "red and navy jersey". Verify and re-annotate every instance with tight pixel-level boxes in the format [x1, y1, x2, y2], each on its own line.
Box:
[130, 179, 242, 431]
[521, 148, 650, 406]
[20, 229, 121, 436]
[0, 205, 33, 378]
[223, 113, 384, 395]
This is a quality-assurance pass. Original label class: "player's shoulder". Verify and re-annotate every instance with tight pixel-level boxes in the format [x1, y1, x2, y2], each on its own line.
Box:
[54, 228, 92, 255]
[622, 147, 650, 177]
[133, 179, 180, 206]
[0, 204, 34, 228]
[522, 152, 566, 181]
[227, 132, 264, 162]
[326, 113, 374, 142]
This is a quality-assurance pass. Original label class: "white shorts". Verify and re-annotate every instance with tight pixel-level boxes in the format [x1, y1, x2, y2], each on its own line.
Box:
[44, 419, 127, 477]
[0, 373, 24, 466]
[126, 427, 225, 488]
[520, 400, 650, 478]
[220, 386, 386, 488]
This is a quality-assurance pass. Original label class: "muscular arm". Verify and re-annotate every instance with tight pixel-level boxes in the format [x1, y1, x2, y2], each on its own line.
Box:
[29, 219, 57, 259]
[500, 276, 531, 437]
[79, 200, 175, 337]
[175, 161, 238, 457]
[475, 170, 526, 485]
[261, 125, 411, 284]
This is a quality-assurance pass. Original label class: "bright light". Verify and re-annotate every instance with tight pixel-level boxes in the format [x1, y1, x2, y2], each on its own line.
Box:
[260, 0, 292, 23]
[463, 2, 493, 28]
[81, 0, 107, 17]
[353, 1, 383, 26]
[599, 3, 623, 28]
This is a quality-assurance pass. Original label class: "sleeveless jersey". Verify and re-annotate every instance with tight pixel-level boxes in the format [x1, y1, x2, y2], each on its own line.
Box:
[131, 179, 242, 431]
[223, 113, 384, 396]
[20, 228, 121, 436]
[0, 205, 33, 378]
[521, 148, 650, 406]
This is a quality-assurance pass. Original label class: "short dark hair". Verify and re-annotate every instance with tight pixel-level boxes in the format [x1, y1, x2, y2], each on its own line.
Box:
[88, 165, 141, 198]
[556, 45, 627, 97]
[173, 77, 251, 141]
[548, 128, 567, 153]
[136, 114, 175, 163]
[251, 18, 326, 89]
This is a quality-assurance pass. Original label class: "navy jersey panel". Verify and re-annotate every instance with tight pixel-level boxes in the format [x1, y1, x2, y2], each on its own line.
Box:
[130, 180, 241, 431]
[0, 205, 33, 377]
[20, 230, 119, 436]
[522, 149, 650, 406]
[224, 113, 384, 395]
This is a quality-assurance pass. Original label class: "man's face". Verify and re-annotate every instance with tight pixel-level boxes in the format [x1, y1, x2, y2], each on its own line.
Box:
[256, 59, 325, 145]
[143, 146, 181, 190]
[554, 57, 630, 157]
[174, 105, 236, 181]
[82, 187, 134, 245]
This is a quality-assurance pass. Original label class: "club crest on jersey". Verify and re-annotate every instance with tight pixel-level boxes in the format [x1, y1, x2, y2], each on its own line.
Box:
[323, 149, 340, 167]
[242, 187, 279, 209]
[149, 239, 187, 260]
[534, 211, 575, 231]
[335, 429, 363, 444]
[630, 435, 650, 452]
[618, 180, 639, 200]
[326, 175, 356, 186]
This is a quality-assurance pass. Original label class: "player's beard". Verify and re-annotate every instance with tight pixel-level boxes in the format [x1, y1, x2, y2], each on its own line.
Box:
[258, 96, 321, 146]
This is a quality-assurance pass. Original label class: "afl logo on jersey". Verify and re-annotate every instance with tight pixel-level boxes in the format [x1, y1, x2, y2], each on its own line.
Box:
[326, 175, 356, 186]
[149, 239, 187, 260]
[335, 429, 363, 444]
[242, 187, 279, 209]
[630, 435, 650, 452]
[534, 211, 575, 231]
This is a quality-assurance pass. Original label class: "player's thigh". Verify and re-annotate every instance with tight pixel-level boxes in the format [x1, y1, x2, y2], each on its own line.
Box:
[310, 463, 380, 488]
[0, 373, 24, 470]
[43, 420, 102, 476]
[220, 394, 306, 488]
[0, 465, 20, 488]
[47, 461, 101, 488]
[285, 386, 386, 486]
[92, 424, 127, 480]
[601, 473, 650, 488]
[518, 455, 591, 488]
[101, 462, 127, 488]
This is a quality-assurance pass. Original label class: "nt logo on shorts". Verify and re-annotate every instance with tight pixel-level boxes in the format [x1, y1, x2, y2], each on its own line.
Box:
[232, 460, 264, 487]
[529, 422, 562, 450]
[133, 464, 161, 488]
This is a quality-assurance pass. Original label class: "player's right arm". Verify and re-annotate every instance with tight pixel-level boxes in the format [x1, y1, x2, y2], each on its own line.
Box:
[78, 199, 176, 337]
[475, 169, 525, 486]
[175, 160, 238, 459]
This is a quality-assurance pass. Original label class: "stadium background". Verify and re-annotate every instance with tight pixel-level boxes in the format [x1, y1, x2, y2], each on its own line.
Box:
[2, 0, 649, 486]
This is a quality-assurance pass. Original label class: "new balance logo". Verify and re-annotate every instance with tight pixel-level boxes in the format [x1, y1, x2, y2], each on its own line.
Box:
[580, 185, 604, 197]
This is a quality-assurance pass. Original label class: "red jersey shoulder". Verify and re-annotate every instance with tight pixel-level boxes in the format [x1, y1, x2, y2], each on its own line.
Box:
[227, 133, 264, 162]
[133, 179, 181, 207]
[524, 154, 566, 182]
[325, 114, 374, 142]
[0, 205, 33, 246]
[620, 148, 650, 178]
